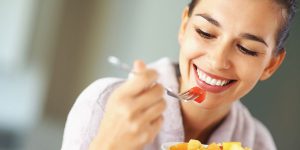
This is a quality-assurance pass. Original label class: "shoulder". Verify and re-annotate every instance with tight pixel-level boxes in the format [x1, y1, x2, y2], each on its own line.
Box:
[75, 77, 124, 105]
[70, 77, 125, 113]
[235, 102, 276, 150]
[67, 77, 125, 123]
[79, 77, 124, 99]
[252, 118, 277, 150]
[61, 77, 124, 150]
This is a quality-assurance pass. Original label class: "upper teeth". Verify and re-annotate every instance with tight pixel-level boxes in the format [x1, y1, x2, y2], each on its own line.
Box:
[197, 68, 230, 86]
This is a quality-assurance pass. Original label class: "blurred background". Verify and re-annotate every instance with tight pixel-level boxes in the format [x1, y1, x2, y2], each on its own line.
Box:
[0, 0, 299, 150]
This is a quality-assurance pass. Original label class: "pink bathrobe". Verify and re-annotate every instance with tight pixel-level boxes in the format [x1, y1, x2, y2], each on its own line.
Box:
[61, 58, 276, 150]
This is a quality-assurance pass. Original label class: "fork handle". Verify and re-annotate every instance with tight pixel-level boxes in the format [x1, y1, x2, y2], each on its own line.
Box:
[165, 89, 180, 99]
[108, 56, 181, 100]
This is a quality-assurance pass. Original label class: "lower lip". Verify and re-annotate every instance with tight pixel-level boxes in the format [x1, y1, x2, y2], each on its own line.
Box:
[193, 66, 236, 93]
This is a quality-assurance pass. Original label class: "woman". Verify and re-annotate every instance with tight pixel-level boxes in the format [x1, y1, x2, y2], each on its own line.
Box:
[61, 0, 296, 150]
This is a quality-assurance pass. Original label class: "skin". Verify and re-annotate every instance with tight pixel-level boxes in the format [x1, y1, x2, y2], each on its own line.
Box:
[178, 0, 286, 142]
[89, 61, 166, 150]
[90, 0, 287, 149]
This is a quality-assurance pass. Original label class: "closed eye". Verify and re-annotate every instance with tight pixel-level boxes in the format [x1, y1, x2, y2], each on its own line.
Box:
[195, 28, 216, 39]
[237, 44, 258, 56]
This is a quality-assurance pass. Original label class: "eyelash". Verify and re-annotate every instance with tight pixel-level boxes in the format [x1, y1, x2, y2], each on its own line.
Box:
[195, 28, 258, 57]
[237, 44, 258, 56]
[195, 28, 215, 39]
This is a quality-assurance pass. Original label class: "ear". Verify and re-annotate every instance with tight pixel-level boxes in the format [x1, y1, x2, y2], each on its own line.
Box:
[178, 7, 190, 45]
[260, 50, 286, 81]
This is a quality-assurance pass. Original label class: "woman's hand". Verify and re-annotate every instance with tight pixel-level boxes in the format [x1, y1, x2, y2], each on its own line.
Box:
[89, 60, 166, 150]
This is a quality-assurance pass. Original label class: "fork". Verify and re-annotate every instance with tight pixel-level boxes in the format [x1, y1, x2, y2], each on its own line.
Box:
[108, 56, 206, 103]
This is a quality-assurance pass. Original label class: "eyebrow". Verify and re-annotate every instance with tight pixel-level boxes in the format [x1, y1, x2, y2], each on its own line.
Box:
[195, 13, 268, 47]
[195, 13, 221, 27]
[240, 33, 268, 47]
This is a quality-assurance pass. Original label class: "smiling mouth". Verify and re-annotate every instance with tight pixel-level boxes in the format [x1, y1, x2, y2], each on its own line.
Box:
[193, 64, 237, 92]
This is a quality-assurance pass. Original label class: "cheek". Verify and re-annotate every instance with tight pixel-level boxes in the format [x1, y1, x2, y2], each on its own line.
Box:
[180, 31, 205, 59]
[179, 32, 202, 78]
[240, 69, 261, 89]
[236, 60, 266, 90]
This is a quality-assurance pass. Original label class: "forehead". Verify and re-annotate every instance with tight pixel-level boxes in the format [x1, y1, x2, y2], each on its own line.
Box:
[192, 0, 284, 47]
[193, 0, 283, 23]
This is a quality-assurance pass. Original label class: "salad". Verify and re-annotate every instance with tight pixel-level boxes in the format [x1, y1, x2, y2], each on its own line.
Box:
[169, 139, 251, 150]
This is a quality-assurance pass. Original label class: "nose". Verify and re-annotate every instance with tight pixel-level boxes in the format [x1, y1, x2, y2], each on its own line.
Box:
[207, 43, 231, 70]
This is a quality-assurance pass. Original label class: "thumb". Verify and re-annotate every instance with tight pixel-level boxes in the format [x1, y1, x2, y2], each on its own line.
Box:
[128, 60, 146, 80]
[133, 60, 146, 73]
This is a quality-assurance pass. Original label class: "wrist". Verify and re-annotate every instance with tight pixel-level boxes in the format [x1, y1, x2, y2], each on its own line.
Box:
[89, 136, 114, 150]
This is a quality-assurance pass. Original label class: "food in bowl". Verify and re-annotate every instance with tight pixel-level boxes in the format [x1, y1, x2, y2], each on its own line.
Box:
[169, 139, 251, 150]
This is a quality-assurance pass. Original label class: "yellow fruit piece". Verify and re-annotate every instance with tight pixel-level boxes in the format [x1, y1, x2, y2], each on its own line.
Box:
[223, 142, 246, 150]
[207, 143, 221, 150]
[169, 140, 251, 150]
[169, 143, 188, 150]
[178, 143, 188, 150]
[169, 145, 178, 150]
[230, 144, 245, 150]
[188, 139, 203, 150]
[169, 145, 177, 150]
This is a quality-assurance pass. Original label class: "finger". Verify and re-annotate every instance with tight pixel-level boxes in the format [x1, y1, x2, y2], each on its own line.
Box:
[148, 116, 164, 143]
[130, 84, 164, 110]
[133, 60, 146, 73]
[138, 99, 166, 123]
[137, 116, 163, 146]
[128, 60, 146, 80]
[150, 115, 163, 125]
[120, 69, 158, 97]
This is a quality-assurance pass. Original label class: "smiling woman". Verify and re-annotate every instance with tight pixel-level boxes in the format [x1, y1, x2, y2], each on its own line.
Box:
[178, 0, 293, 109]
[61, 0, 297, 150]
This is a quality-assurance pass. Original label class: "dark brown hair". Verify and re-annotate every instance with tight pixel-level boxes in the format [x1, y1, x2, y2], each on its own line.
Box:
[187, 0, 297, 54]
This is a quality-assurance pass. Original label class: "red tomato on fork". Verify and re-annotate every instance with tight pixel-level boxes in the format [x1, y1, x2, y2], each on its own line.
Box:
[189, 87, 206, 103]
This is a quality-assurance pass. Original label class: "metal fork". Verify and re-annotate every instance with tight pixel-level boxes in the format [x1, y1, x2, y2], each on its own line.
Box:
[108, 56, 204, 102]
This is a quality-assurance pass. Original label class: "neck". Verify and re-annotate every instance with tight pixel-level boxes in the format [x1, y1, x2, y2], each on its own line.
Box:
[180, 101, 231, 143]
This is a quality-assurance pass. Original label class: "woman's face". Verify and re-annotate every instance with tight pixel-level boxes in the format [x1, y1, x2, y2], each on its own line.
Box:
[178, 0, 286, 109]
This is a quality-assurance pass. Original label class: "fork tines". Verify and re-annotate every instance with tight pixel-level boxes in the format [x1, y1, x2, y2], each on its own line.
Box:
[179, 91, 200, 101]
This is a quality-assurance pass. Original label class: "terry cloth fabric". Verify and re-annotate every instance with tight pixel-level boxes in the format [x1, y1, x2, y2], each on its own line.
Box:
[61, 57, 276, 150]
